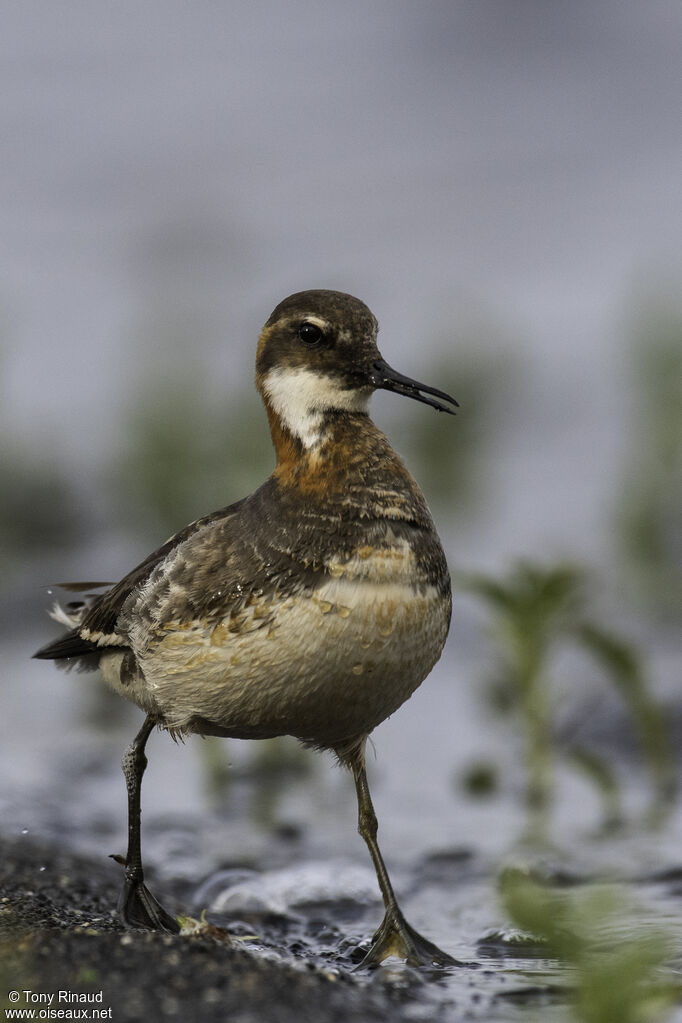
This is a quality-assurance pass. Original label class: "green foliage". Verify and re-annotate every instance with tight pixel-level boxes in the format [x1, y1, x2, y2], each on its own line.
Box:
[458, 561, 675, 837]
[460, 760, 500, 798]
[564, 747, 623, 832]
[499, 868, 676, 1023]
[113, 364, 272, 540]
[576, 624, 676, 816]
[388, 336, 518, 521]
[0, 450, 84, 568]
[618, 301, 682, 619]
[249, 738, 313, 829]
[0, 325, 84, 581]
[195, 734, 312, 825]
[196, 735, 233, 802]
[459, 562, 583, 834]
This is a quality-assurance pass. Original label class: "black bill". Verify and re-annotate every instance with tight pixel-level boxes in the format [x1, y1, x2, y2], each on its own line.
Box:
[369, 358, 459, 414]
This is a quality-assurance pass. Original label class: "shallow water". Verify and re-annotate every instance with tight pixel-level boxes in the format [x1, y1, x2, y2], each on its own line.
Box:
[3, 628, 682, 1020]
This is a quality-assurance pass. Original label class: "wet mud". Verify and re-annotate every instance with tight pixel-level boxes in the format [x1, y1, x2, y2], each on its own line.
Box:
[0, 836, 474, 1023]
[4, 831, 682, 1023]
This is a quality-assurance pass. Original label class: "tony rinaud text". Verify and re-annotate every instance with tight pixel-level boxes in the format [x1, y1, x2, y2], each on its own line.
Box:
[19, 994, 103, 1005]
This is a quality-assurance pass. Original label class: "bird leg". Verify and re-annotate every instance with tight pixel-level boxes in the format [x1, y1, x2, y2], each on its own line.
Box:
[116, 715, 180, 933]
[348, 744, 458, 969]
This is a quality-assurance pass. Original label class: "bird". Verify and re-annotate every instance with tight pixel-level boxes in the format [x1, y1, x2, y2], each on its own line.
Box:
[34, 289, 459, 969]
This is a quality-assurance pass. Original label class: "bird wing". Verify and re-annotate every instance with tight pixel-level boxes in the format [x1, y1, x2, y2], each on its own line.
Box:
[34, 496, 248, 662]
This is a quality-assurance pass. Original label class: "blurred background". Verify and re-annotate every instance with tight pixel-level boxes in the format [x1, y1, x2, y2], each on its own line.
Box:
[1, 0, 681, 976]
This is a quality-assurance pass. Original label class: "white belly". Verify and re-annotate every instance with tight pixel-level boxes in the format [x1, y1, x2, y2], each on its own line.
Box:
[104, 540, 451, 749]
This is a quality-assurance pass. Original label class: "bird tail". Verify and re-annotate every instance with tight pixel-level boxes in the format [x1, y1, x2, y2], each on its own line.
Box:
[33, 581, 113, 668]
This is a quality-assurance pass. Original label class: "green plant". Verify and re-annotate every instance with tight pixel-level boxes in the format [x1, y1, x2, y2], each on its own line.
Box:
[458, 561, 675, 838]
[113, 365, 272, 541]
[618, 301, 682, 619]
[499, 867, 676, 1023]
[388, 340, 518, 522]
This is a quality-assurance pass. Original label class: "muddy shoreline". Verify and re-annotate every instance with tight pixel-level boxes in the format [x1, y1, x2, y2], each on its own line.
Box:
[0, 835, 463, 1023]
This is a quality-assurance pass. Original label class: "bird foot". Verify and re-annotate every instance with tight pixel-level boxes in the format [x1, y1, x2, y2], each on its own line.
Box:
[117, 873, 180, 934]
[355, 908, 460, 969]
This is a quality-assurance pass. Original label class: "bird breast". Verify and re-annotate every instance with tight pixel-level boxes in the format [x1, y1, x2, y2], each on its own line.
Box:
[109, 536, 451, 748]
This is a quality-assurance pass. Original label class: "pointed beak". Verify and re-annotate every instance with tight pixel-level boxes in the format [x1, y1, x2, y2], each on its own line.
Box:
[368, 358, 459, 414]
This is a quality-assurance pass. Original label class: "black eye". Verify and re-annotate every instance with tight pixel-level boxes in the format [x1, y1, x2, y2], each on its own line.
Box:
[297, 321, 323, 346]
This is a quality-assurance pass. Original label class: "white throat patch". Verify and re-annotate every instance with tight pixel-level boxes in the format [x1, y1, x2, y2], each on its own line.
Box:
[262, 366, 371, 449]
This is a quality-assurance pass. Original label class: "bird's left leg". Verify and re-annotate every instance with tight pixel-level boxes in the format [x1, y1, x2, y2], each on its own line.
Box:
[346, 741, 458, 969]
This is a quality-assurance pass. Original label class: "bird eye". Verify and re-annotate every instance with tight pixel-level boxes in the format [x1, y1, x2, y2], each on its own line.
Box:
[297, 321, 323, 346]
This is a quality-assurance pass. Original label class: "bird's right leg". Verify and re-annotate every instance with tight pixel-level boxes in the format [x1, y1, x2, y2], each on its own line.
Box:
[116, 714, 180, 933]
